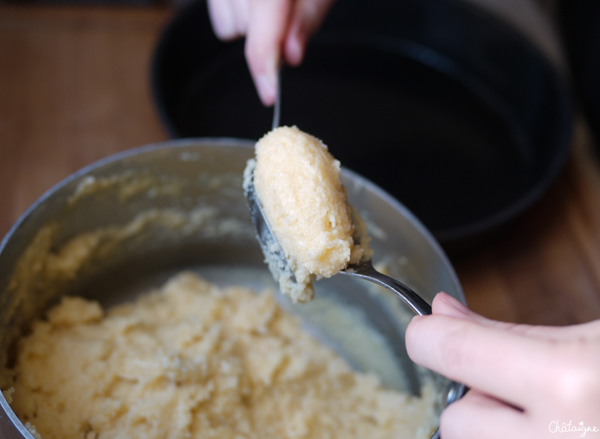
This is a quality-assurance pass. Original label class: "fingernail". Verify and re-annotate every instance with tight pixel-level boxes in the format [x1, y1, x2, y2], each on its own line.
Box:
[439, 292, 470, 316]
[255, 74, 276, 106]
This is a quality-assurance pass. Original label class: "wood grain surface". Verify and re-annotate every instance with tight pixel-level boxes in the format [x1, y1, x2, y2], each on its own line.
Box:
[0, 5, 169, 236]
[1, 5, 600, 327]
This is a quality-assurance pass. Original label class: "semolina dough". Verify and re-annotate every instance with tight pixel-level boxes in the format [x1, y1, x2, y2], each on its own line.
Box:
[6, 272, 435, 439]
[250, 126, 372, 303]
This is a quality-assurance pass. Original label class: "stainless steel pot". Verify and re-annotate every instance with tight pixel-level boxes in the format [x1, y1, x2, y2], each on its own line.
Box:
[0, 139, 465, 439]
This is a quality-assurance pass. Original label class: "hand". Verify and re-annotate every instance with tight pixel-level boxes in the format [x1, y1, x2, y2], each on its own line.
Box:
[207, 0, 336, 106]
[406, 292, 600, 439]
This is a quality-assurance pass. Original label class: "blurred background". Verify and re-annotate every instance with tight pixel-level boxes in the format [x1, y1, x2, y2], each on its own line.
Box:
[1, 0, 600, 325]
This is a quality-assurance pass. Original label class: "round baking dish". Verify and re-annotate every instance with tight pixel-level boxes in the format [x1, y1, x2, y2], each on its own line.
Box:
[0, 139, 464, 439]
[152, 0, 573, 253]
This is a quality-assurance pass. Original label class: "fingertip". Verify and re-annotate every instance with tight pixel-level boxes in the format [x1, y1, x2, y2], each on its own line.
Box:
[405, 314, 476, 375]
[439, 389, 526, 439]
[406, 314, 428, 333]
[408, 314, 428, 326]
[284, 0, 336, 65]
[244, 39, 279, 106]
[254, 73, 277, 106]
[433, 292, 471, 318]
[284, 32, 305, 66]
[243, 0, 290, 106]
[207, 0, 237, 41]
[405, 314, 431, 356]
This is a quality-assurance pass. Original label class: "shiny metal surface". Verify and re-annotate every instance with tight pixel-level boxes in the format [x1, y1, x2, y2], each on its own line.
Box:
[341, 260, 432, 316]
[243, 162, 298, 286]
[272, 68, 282, 130]
[0, 139, 465, 439]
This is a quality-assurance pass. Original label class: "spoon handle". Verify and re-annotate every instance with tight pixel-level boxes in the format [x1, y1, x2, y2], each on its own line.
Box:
[342, 261, 432, 316]
[271, 68, 282, 130]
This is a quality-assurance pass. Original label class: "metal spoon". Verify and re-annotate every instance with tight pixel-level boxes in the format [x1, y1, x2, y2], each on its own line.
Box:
[246, 69, 453, 439]
[245, 82, 432, 316]
[244, 174, 431, 315]
[271, 68, 281, 130]
[247, 67, 432, 316]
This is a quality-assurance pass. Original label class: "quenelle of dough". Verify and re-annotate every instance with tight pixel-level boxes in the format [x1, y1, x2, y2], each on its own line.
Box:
[251, 126, 372, 303]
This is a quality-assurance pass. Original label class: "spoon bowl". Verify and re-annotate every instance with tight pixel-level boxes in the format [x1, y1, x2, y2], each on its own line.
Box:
[259, 69, 431, 315]
[243, 160, 432, 316]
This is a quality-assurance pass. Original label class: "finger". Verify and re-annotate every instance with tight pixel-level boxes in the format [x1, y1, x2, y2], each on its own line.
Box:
[433, 292, 600, 340]
[208, 0, 248, 40]
[431, 292, 472, 318]
[441, 389, 529, 439]
[283, 0, 337, 65]
[406, 313, 549, 409]
[245, 0, 292, 106]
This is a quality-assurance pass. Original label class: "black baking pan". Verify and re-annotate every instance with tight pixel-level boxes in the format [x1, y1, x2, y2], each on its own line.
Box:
[151, 0, 573, 253]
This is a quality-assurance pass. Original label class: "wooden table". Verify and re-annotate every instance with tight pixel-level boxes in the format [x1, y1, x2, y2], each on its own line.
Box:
[2, 5, 600, 327]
